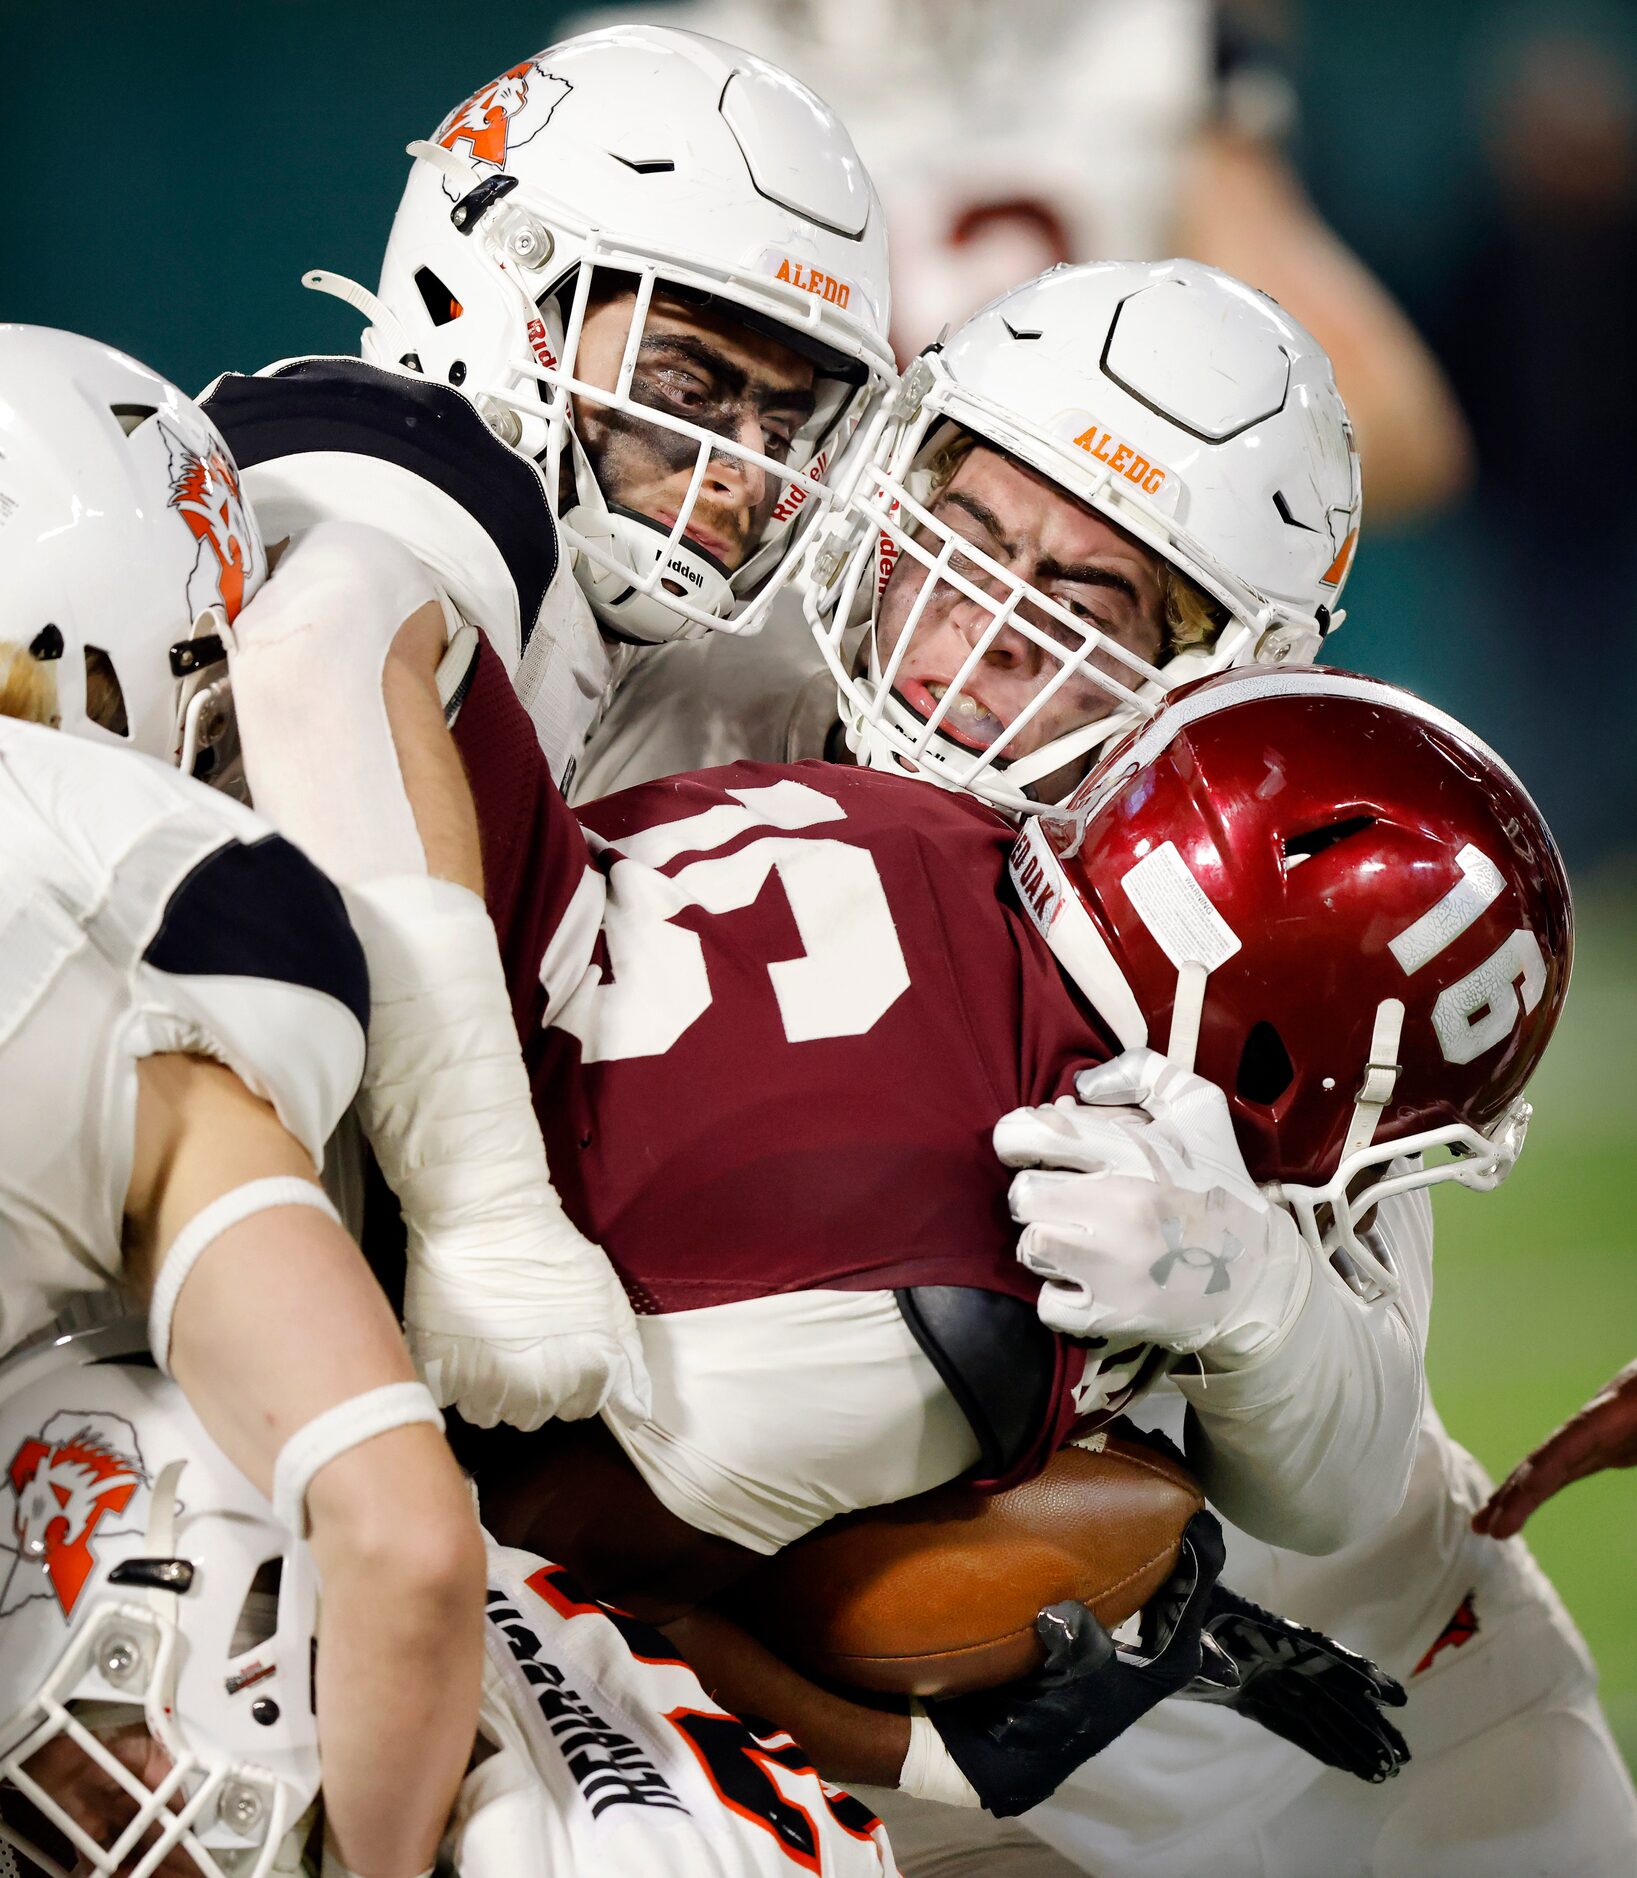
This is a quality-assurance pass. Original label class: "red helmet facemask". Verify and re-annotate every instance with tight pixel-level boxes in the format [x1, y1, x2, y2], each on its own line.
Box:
[1009, 667, 1573, 1298]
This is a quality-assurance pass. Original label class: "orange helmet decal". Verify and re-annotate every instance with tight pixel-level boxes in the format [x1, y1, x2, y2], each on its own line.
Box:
[434, 61, 572, 190]
[3, 1415, 149, 1621]
[162, 418, 255, 623]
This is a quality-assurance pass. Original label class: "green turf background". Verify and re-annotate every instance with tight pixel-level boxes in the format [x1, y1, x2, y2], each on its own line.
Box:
[1427, 883, 1637, 1771]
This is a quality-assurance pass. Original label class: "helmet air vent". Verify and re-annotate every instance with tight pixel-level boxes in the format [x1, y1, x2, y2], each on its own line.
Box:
[1236, 1020, 1295, 1106]
[611, 153, 676, 175]
[109, 403, 158, 437]
[413, 268, 463, 328]
[1272, 489, 1321, 533]
[229, 1558, 285, 1655]
[1282, 813, 1376, 870]
[1001, 318, 1044, 342]
[83, 646, 129, 738]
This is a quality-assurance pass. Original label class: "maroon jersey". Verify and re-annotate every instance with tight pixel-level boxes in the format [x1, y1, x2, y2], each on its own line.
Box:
[455, 644, 1129, 1481]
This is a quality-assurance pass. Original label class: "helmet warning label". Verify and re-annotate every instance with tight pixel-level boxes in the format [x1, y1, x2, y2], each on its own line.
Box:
[1121, 842, 1241, 971]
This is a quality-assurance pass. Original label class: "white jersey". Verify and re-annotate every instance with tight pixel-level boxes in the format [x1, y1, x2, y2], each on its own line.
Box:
[1018, 1186, 1619, 1870]
[451, 1539, 898, 1877]
[0, 720, 367, 1356]
[198, 356, 621, 788]
[569, 592, 833, 805]
[565, 0, 1282, 355]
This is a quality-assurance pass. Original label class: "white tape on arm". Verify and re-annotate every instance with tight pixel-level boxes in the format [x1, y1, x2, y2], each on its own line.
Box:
[320, 1827, 433, 1878]
[899, 1705, 981, 1809]
[273, 1381, 444, 1536]
[149, 1177, 340, 1376]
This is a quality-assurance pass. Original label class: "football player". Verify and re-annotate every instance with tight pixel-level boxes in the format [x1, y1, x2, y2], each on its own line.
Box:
[234, 518, 1554, 1820]
[0, 1321, 899, 1878]
[562, 0, 1471, 521]
[195, 22, 897, 1436]
[0, 329, 486, 1878]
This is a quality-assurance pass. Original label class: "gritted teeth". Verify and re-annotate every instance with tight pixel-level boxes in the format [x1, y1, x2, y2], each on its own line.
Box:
[924, 680, 1006, 746]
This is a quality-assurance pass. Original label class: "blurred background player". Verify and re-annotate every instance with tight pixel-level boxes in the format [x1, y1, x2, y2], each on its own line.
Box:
[0, 328, 486, 1878]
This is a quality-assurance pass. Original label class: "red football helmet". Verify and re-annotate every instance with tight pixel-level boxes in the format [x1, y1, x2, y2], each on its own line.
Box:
[1008, 666, 1573, 1297]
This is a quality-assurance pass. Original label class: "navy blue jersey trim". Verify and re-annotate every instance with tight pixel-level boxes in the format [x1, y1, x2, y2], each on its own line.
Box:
[202, 357, 557, 653]
[143, 832, 369, 1033]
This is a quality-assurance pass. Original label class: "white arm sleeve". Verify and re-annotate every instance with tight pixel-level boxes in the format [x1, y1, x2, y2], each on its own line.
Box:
[604, 1290, 982, 1555]
[1173, 1185, 1434, 1555]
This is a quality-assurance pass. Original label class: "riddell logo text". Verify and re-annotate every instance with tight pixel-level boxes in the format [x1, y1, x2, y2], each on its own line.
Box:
[770, 449, 829, 526]
[876, 512, 901, 597]
[1072, 424, 1168, 497]
[774, 259, 851, 309]
[525, 316, 558, 372]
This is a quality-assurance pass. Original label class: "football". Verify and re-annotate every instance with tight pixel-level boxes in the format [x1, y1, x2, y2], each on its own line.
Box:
[735, 1434, 1203, 1699]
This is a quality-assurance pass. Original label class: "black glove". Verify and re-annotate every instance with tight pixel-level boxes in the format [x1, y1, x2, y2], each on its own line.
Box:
[1182, 1582, 1411, 1783]
[924, 1508, 1226, 1816]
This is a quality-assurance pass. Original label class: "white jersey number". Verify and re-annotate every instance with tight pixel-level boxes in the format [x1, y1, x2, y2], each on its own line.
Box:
[1389, 843, 1547, 1064]
[550, 780, 911, 1064]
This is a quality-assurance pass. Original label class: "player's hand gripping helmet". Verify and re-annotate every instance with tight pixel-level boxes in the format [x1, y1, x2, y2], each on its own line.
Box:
[0, 327, 267, 778]
[0, 1320, 318, 1878]
[309, 25, 895, 644]
[807, 260, 1361, 815]
[1010, 668, 1572, 1297]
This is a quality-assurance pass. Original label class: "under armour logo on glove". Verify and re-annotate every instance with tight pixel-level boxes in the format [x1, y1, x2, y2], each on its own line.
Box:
[997, 1049, 1314, 1365]
[1149, 1221, 1244, 1296]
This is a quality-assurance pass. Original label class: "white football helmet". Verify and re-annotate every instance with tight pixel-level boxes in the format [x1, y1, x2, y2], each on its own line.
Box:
[807, 260, 1362, 814]
[308, 24, 895, 644]
[0, 1319, 318, 1878]
[0, 327, 267, 777]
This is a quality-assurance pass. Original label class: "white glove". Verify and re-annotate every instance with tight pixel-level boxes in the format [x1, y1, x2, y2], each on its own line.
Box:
[348, 874, 651, 1431]
[994, 1049, 1311, 1368]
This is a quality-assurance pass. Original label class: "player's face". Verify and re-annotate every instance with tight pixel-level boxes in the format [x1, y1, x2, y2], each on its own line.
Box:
[16, 1719, 196, 1875]
[572, 289, 819, 573]
[876, 445, 1168, 798]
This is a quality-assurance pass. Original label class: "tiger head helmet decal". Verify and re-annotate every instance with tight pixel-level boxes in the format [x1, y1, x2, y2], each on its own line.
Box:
[1, 1412, 151, 1621]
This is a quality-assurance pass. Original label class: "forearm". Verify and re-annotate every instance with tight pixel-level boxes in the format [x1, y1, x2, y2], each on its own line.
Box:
[663, 1608, 910, 1790]
[309, 1439, 486, 1878]
[127, 1055, 488, 1875]
[1176, 1266, 1422, 1554]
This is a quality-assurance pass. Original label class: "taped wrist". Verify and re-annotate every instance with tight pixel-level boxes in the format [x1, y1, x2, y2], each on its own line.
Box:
[899, 1705, 981, 1809]
[273, 1380, 443, 1535]
[149, 1177, 340, 1375]
[320, 1824, 435, 1878]
[346, 874, 607, 1331]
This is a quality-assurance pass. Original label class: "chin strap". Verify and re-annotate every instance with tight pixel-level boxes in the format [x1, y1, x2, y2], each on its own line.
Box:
[301, 270, 418, 366]
[1342, 999, 1405, 1164]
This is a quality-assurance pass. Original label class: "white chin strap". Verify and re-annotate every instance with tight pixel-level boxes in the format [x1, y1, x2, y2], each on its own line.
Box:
[1343, 999, 1406, 1164]
[1278, 997, 1409, 1302]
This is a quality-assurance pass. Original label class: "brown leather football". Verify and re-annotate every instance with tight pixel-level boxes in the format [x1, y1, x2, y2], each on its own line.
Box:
[735, 1434, 1203, 1698]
